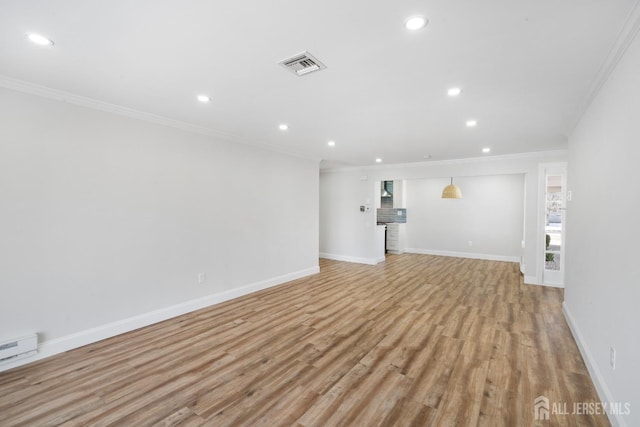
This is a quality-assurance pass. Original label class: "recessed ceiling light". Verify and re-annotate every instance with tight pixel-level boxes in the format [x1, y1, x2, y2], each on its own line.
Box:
[27, 33, 54, 46]
[448, 87, 462, 97]
[405, 16, 428, 31]
[466, 120, 478, 127]
[279, 124, 289, 131]
[196, 95, 211, 103]
[375, 158, 383, 163]
[482, 147, 491, 153]
[328, 141, 336, 147]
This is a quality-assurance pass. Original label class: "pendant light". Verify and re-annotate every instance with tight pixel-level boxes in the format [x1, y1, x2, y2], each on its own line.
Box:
[442, 177, 462, 199]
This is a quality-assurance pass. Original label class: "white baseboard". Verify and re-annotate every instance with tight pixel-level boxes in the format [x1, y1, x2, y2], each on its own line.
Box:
[542, 281, 564, 288]
[0, 266, 319, 373]
[563, 302, 625, 427]
[404, 248, 520, 263]
[523, 276, 565, 288]
[319, 252, 380, 265]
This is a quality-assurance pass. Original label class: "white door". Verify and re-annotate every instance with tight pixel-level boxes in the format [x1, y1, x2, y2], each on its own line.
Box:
[543, 168, 566, 286]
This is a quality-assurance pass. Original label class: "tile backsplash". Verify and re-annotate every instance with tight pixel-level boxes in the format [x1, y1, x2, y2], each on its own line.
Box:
[377, 208, 407, 223]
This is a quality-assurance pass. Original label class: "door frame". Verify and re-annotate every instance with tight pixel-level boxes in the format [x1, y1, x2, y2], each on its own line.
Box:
[537, 162, 567, 287]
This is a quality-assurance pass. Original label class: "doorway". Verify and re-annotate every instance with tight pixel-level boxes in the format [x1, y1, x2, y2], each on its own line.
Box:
[542, 166, 566, 286]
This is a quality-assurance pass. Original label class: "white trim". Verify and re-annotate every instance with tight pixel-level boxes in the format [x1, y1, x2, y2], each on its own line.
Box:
[0, 266, 319, 373]
[538, 163, 567, 287]
[542, 278, 565, 288]
[570, 0, 640, 136]
[404, 248, 519, 263]
[0, 75, 321, 164]
[321, 150, 569, 173]
[525, 279, 564, 288]
[319, 252, 380, 265]
[0, 75, 235, 139]
[563, 302, 625, 427]
[537, 163, 546, 286]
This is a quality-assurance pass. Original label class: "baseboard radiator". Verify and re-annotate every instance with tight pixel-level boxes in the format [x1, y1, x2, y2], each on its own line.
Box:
[0, 334, 38, 365]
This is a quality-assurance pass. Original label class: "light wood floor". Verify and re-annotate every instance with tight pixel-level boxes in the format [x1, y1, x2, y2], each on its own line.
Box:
[0, 255, 608, 426]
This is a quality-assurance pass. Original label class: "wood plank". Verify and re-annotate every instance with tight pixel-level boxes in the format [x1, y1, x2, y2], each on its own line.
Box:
[0, 255, 610, 426]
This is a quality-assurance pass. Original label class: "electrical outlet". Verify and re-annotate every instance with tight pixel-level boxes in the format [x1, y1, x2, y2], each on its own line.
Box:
[198, 272, 206, 284]
[610, 347, 616, 369]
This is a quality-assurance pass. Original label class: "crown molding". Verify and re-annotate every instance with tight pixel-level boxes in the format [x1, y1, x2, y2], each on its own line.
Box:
[569, 0, 640, 135]
[0, 74, 238, 140]
[0, 75, 322, 164]
[320, 150, 569, 174]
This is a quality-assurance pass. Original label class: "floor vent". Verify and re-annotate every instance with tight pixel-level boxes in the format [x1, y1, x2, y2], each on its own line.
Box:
[278, 51, 327, 76]
[0, 334, 38, 364]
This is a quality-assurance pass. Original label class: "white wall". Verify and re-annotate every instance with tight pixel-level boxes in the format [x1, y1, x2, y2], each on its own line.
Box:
[564, 25, 640, 426]
[405, 174, 524, 261]
[320, 150, 567, 280]
[319, 172, 378, 264]
[0, 87, 319, 369]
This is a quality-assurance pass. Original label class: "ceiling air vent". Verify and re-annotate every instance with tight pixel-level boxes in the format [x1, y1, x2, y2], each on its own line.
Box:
[279, 51, 326, 76]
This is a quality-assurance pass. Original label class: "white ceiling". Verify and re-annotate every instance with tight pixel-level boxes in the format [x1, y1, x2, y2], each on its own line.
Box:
[1, 0, 636, 168]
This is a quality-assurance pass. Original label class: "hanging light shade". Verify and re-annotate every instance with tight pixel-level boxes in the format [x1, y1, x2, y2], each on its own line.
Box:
[442, 177, 462, 199]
